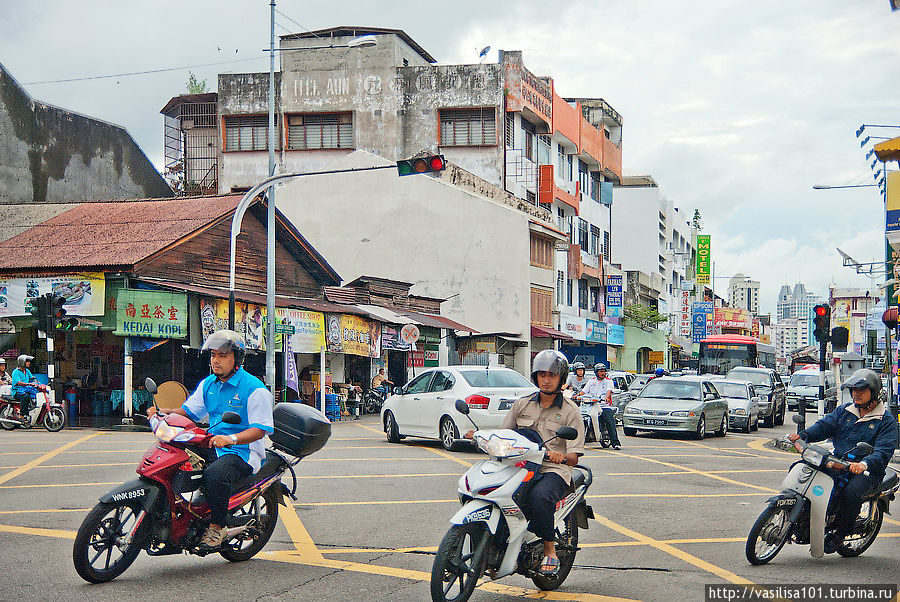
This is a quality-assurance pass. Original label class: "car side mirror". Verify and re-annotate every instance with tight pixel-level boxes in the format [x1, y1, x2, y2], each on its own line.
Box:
[396, 386, 405, 395]
[751, 396, 759, 403]
[855, 442, 874, 455]
[144, 378, 158, 395]
[455, 399, 470, 415]
[221, 411, 242, 425]
[704, 393, 715, 401]
[556, 426, 578, 440]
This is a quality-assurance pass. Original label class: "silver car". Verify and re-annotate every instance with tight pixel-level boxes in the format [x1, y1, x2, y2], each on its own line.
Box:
[712, 380, 760, 433]
[622, 376, 729, 439]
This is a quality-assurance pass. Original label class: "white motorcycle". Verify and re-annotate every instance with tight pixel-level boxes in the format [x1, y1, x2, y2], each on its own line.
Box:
[746, 415, 898, 564]
[430, 400, 594, 602]
[570, 393, 611, 448]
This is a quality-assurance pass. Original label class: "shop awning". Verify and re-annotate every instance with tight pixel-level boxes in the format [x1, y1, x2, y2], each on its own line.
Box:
[875, 136, 900, 163]
[355, 304, 418, 325]
[531, 325, 575, 340]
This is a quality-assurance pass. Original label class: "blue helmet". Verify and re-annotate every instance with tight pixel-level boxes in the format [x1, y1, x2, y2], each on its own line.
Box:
[655, 368, 665, 377]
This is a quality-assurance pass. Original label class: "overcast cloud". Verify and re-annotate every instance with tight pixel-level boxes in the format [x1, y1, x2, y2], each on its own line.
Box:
[2, 0, 898, 313]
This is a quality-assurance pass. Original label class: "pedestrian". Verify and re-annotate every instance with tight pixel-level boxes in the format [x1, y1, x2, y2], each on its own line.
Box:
[0, 358, 11, 387]
[581, 363, 622, 449]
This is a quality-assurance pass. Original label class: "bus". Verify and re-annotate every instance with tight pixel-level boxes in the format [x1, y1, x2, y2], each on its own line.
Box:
[698, 334, 776, 375]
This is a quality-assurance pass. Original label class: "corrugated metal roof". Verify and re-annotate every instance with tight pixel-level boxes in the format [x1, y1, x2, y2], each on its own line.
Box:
[0, 203, 81, 243]
[0, 195, 242, 270]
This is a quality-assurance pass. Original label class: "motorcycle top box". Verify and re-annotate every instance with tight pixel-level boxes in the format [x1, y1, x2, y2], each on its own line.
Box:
[271, 402, 332, 457]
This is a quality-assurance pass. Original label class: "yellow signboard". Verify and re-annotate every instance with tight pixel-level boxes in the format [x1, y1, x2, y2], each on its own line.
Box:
[648, 350, 665, 364]
[275, 308, 325, 353]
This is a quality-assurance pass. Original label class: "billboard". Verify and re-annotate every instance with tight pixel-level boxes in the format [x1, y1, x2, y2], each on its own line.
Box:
[605, 275, 623, 318]
[696, 235, 711, 285]
[693, 302, 714, 343]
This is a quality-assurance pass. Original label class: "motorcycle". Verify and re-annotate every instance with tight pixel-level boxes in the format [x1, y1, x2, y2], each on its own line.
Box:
[745, 416, 899, 564]
[72, 378, 331, 583]
[572, 394, 612, 448]
[363, 384, 393, 415]
[0, 386, 66, 432]
[430, 400, 594, 601]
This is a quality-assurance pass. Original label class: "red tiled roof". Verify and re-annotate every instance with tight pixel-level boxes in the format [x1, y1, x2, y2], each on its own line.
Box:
[0, 195, 243, 271]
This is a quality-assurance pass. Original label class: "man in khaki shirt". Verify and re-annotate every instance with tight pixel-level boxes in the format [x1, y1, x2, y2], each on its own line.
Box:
[466, 350, 584, 575]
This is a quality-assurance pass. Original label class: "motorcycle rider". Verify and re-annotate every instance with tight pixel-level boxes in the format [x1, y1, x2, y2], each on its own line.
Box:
[581, 363, 622, 450]
[465, 350, 584, 576]
[787, 369, 898, 553]
[11, 355, 41, 419]
[147, 330, 274, 549]
[0, 358, 11, 387]
[372, 368, 394, 400]
[562, 361, 588, 398]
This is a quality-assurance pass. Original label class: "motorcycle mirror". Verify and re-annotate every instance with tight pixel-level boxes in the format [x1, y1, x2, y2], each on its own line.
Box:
[144, 378, 158, 395]
[556, 426, 578, 440]
[855, 442, 874, 455]
[454, 399, 470, 415]
[221, 411, 242, 425]
[792, 415, 803, 425]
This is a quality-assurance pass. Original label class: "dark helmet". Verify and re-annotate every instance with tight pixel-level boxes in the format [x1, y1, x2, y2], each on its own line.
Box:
[594, 362, 608, 374]
[572, 361, 586, 372]
[17, 354, 34, 369]
[531, 350, 569, 392]
[841, 369, 882, 400]
[202, 330, 246, 367]
[655, 368, 665, 377]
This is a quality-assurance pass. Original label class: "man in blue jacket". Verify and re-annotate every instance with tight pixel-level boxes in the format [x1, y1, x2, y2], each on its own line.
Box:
[788, 369, 898, 553]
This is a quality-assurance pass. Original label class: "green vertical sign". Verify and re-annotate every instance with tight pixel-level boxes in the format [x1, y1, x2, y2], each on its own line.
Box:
[115, 289, 188, 339]
[696, 235, 711, 285]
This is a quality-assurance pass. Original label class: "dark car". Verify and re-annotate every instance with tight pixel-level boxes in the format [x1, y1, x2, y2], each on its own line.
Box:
[785, 370, 838, 413]
[725, 367, 786, 428]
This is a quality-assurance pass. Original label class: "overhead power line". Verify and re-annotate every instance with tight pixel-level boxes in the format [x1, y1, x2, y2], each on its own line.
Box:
[22, 56, 267, 85]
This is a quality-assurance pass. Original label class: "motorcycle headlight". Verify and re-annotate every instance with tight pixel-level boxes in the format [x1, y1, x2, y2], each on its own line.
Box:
[154, 421, 185, 443]
[474, 433, 529, 459]
[801, 446, 826, 467]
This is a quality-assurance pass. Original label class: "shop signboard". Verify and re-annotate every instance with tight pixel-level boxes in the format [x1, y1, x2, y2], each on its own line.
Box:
[696, 235, 711, 285]
[409, 343, 425, 368]
[649, 350, 665, 364]
[327, 314, 381, 358]
[585, 319, 606, 343]
[424, 345, 439, 366]
[692, 311, 707, 344]
[606, 323, 625, 346]
[201, 298, 267, 350]
[559, 314, 587, 340]
[115, 289, 188, 339]
[605, 275, 623, 318]
[680, 290, 692, 338]
[0, 272, 106, 317]
[714, 307, 752, 331]
[886, 171, 900, 233]
[693, 302, 714, 338]
[382, 325, 413, 351]
[275, 308, 325, 353]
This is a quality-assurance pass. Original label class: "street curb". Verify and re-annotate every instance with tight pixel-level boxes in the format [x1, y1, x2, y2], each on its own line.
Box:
[98, 424, 152, 432]
[763, 438, 900, 466]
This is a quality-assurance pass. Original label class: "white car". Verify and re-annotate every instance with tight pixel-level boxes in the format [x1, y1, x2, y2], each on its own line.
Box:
[381, 366, 538, 451]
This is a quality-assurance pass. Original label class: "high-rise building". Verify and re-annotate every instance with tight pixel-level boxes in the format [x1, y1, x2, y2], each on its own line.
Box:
[728, 273, 760, 315]
[776, 283, 820, 339]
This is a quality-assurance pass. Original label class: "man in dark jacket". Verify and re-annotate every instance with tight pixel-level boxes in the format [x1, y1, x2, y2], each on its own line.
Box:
[788, 369, 898, 553]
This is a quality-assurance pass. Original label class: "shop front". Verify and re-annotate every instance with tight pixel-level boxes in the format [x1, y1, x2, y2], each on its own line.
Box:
[557, 314, 608, 367]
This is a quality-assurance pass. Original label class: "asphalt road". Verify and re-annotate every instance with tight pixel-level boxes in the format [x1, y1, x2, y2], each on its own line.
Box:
[0, 416, 897, 602]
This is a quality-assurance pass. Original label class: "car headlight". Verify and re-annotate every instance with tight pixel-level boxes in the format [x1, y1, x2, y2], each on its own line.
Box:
[670, 410, 695, 417]
[758, 395, 769, 403]
[731, 408, 747, 415]
[474, 433, 529, 459]
[801, 446, 826, 467]
[625, 407, 643, 415]
[154, 421, 185, 443]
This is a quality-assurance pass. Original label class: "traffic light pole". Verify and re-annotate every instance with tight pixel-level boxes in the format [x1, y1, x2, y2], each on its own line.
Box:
[44, 295, 55, 406]
[817, 334, 827, 420]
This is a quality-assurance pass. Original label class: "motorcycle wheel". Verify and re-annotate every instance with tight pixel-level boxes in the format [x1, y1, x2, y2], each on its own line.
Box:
[73, 500, 146, 583]
[364, 392, 380, 415]
[532, 512, 579, 591]
[43, 407, 66, 432]
[745, 503, 793, 565]
[431, 522, 489, 602]
[0, 405, 18, 430]
[220, 485, 279, 562]
[837, 501, 883, 558]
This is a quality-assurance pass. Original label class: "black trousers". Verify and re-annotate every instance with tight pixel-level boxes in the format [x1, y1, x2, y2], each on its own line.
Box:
[830, 470, 882, 539]
[525, 472, 568, 542]
[201, 450, 252, 526]
[15, 392, 31, 417]
[599, 408, 620, 446]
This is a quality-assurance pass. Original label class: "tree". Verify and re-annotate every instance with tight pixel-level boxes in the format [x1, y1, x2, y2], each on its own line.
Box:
[623, 303, 669, 329]
[692, 209, 703, 231]
[186, 72, 208, 94]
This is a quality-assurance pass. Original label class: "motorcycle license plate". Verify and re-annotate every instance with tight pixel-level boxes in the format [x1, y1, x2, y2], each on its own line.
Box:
[644, 418, 667, 426]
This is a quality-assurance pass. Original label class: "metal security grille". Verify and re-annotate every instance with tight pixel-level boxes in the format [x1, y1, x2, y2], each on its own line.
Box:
[287, 113, 353, 150]
[224, 115, 277, 151]
[440, 108, 497, 146]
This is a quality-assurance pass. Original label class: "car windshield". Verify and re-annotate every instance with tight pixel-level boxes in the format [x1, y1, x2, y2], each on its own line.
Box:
[639, 381, 701, 400]
[612, 377, 627, 389]
[716, 383, 748, 398]
[789, 374, 819, 387]
[459, 369, 533, 388]
[727, 371, 771, 387]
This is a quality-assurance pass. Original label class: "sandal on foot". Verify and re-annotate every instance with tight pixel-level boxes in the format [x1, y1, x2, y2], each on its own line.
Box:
[538, 555, 560, 576]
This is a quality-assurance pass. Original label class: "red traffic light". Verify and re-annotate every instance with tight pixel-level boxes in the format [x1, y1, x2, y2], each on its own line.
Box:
[429, 156, 445, 171]
[814, 305, 827, 317]
[396, 155, 447, 177]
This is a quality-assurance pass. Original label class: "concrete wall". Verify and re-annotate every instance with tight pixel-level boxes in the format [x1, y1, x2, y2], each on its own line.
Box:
[611, 184, 663, 277]
[0, 64, 171, 203]
[276, 151, 533, 373]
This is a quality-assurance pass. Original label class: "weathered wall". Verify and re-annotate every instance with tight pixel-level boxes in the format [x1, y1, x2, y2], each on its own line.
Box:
[0, 64, 171, 204]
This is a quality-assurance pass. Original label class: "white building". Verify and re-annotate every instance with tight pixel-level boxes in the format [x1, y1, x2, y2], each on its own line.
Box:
[773, 318, 809, 360]
[728, 273, 760, 315]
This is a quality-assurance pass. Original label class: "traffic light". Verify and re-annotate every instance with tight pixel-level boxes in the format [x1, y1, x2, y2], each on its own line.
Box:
[812, 304, 830, 343]
[49, 294, 68, 331]
[396, 155, 446, 176]
[830, 326, 849, 352]
[28, 294, 51, 331]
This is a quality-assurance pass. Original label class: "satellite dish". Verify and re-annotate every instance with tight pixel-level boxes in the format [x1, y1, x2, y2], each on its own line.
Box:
[478, 46, 491, 59]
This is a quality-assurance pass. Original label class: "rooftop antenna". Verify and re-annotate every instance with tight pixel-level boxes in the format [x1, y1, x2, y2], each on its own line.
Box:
[478, 46, 491, 63]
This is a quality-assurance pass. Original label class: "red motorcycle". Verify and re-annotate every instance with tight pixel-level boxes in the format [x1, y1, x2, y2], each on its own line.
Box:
[72, 378, 330, 583]
[0, 386, 66, 432]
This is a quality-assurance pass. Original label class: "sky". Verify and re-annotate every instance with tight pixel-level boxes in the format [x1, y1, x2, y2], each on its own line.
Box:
[2, 0, 899, 315]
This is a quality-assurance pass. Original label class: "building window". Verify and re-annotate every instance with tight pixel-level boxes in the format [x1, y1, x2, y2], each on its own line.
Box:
[590, 173, 601, 201]
[590, 225, 600, 256]
[568, 216, 575, 244]
[525, 190, 537, 206]
[567, 155, 573, 181]
[578, 218, 589, 249]
[440, 108, 497, 147]
[590, 286, 600, 313]
[567, 278, 573, 306]
[557, 271, 565, 305]
[603, 231, 611, 262]
[557, 144, 566, 177]
[286, 112, 353, 150]
[557, 207, 566, 231]
[531, 288, 553, 326]
[224, 115, 278, 151]
[530, 234, 554, 269]
[505, 113, 514, 148]
[537, 134, 552, 165]
[578, 279, 588, 310]
[578, 160, 589, 192]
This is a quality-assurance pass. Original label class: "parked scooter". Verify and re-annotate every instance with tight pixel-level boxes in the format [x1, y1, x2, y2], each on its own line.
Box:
[430, 400, 594, 601]
[745, 415, 898, 564]
[72, 378, 331, 583]
[363, 384, 393, 415]
[0, 386, 66, 432]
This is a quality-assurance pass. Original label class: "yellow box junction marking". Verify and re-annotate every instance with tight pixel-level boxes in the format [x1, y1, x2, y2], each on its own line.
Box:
[0, 432, 106, 485]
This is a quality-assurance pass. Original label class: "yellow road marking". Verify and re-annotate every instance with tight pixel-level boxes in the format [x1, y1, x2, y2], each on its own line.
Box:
[278, 502, 325, 561]
[587, 493, 770, 499]
[0, 432, 106, 485]
[0, 508, 90, 514]
[606, 470, 784, 476]
[0, 449, 147, 455]
[295, 472, 464, 480]
[298, 499, 457, 507]
[417, 445, 475, 468]
[746, 438, 796, 457]
[352, 422, 384, 435]
[593, 513, 754, 586]
[587, 453, 778, 459]
[0, 481, 122, 489]
[884, 517, 900, 527]
[0, 523, 76, 539]
[679, 440, 768, 458]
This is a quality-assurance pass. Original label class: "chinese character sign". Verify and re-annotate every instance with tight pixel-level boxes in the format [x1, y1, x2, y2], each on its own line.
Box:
[275, 308, 325, 353]
[115, 289, 187, 339]
[696, 235, 711, 285]
[680, 290, 692, 338]
[606, 275, 623, 318]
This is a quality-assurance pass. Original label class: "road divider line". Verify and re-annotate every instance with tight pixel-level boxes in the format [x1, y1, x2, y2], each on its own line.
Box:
[0, 481, 123, 489]
[295, 472, 464, 480]
[587, 493, 771, 499]
[0, 523, 76, 539]
[0, 508, 90, 514]
[746, 438, 796, 457]
[352, 422, 385, 435]
[606, 470, 784, 476]
[679, 440, 768, 458]
[0, 432, 106, 485]
[278, 503, 325, 561]
[296, 499, 457, 507]
[0, 449, 147, 455]
[417, 445, 474, 468]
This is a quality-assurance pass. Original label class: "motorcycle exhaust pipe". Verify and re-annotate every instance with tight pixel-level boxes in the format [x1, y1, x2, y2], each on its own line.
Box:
[0, 417, 21, 425]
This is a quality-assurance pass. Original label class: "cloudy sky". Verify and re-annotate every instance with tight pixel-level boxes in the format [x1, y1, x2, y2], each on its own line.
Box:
[3, 1, 899, 314]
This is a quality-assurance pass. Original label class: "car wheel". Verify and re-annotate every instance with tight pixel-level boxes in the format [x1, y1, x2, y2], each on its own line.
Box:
[774, 402, 785, 426]
[743, 418, 752, 434]
[763, 409, 774, 428]
[692, 415, 706, 440]
[384, 411, 402, 444]
[751, 416, 759, 431]
[440, 416, 459, 451]
[623, 427, 637, 437]
[715, 413, 727, 437]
